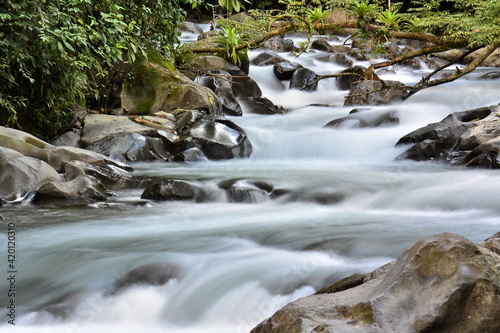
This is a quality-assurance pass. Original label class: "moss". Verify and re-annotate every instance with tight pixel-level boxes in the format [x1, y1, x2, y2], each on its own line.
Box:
[338, 302, 374, 324]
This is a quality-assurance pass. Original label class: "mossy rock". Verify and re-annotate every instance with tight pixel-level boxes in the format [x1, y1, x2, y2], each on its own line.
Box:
[121, 60, 220, 115]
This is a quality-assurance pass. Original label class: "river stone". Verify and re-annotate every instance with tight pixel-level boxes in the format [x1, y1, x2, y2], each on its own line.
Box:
[34, 175, 109, 201]
[289, 68, 319, 91]
[51, 129, 81, 147]
[336, 65, 367, 90]
[188, 117, 253, 159]
[251, 232, 500, 333]
[317, 53, 354, 67]
[121, 60, 219, 115]
[273, 61, 303, 81]
[251, 51, 288, 67]
[344, 80, 407, 106]
[330, 44, 366, 61]
[63, 160, 138, 190]
[0, 147, 63, 203]
[239, 97, 286, 115]
[310, 38, 333, 52]
[141, 180, 196, 201]
[188, 56, 261, 97]
[197, 70, 243, 116]
[325, 109, 399, 128]
[260, 36, 296, 52]
[397, 105, 500, 166]
[478, 71, 500, 80]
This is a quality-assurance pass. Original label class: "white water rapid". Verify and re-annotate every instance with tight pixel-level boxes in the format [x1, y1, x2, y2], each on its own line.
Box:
[1, 33, 500, 333]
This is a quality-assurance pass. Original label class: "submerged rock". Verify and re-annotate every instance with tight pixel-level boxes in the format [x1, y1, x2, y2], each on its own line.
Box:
[251, 232, 500, 333]
[112, 262, 184, 293]
[325, 109, 399, 128]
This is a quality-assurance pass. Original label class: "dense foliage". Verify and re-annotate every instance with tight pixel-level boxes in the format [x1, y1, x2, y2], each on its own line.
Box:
[0, 0, 187, 138]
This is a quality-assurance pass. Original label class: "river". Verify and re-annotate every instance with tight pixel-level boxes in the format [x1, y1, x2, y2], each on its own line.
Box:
[1, 33, 500, 333]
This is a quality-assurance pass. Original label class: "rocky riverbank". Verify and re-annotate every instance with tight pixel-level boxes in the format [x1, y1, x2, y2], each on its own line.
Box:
[251, 232, 500, 333]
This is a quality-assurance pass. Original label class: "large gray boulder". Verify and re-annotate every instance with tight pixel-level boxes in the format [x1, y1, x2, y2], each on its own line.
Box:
[0, 126, 133, 203]
[397, 105, 500, 167]
[251, 232, 500, 333]
[344, 80, 407, 106]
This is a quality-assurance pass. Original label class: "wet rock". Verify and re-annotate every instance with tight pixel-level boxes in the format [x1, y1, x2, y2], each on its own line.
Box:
[273, 61, 303, 81]
[386, 43, 420, 68]
[330, 44, 366, 60]
[344, 80, 407, 106]
[251, 51, 288, 67]
[112, 262, 184, 293]
[289, 68, 319, 91]
[34, 175, 109, 201]
[397, 105, 499, 167]
[173, 147, 208, 162]
[0, 147, 63, 203]
[336, 65, 367, 90]
[310, 38, 333, 52]
[63, 160, 138, 190]
[36, 292, 87, 319]
[251, 232, 500, 333]
[260, 36, 296, 52]
[239, 97, 286, 115]
[51, 129, 81, 147]
[141, 180, 196, 201]
[219, 179, 273, 203]
[198, 70, 242, 116]
[325, 109, 399, 128]
[188, 117, 253, 159]
[188, 56, 261, 97]
[178, 21, 203, 34]
[317, 53, 354, 67]
[0, 126, 133, 203]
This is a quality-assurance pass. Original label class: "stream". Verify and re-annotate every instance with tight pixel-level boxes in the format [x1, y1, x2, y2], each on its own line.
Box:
[1, 32, 500, 333]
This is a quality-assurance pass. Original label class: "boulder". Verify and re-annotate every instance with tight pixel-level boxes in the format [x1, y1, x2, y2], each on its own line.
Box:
[330, 45, 366, 61]
[273, 61, 303, 81]
[325, 109, 399, 128]
[316, 54, 354, 67]
[188, 55, 261, 97]
[51, 129, 81, 147]
[289, 68, 319, 91]
[251, 232, 500, 333]
[197, 70, 243, 116]
[260, 36, 296, 52]
[218, 179, 274, 203]
[239, 97, 286, 115]
[251, 51, 288, 67]
[386, 43, 420, 68]
[344, 80, 407, 106]
[141, 179, 197, 201]
[397, 105, 500, 167]
[187, 116, 253, 160]
[34, 175, 110, 201]
[0, 147, 63, 203]
[121, 61, 219, 115]
[310, 38, 333, 52]
[336, 65, 367, 90]
[0, 126, 133, 203]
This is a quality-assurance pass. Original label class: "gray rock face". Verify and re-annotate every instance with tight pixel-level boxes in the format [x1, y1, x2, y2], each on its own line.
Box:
[251, 232, 500, 333]
[0, 126, 133, 203]
[113, 262, 184, 292]
[289, 68, 319, 91]
[273, 61, 303, 81]
[344, 80, 407, 106]
[251, 51, 288, 67]
[336, 66, 367, 90]
[239, 97, 286, 115]
[397, 105, 500, 167]
[260, 36, 296, 52]
[141, 180, 196, 201]
[197, 70, 243, 116]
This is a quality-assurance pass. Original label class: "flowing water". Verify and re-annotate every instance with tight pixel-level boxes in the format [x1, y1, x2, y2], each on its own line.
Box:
[1, 34, 500, 333]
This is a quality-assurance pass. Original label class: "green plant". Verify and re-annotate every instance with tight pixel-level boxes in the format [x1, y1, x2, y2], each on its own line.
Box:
[348, 1, 379, 32]
[0, 0, 193, 138]
[307, 7, 330, 24]
[218, 0, 248, 13]
[402, 17, 425, 33]
[218, 26, 244, 66]
[376, 9, 402, 30]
